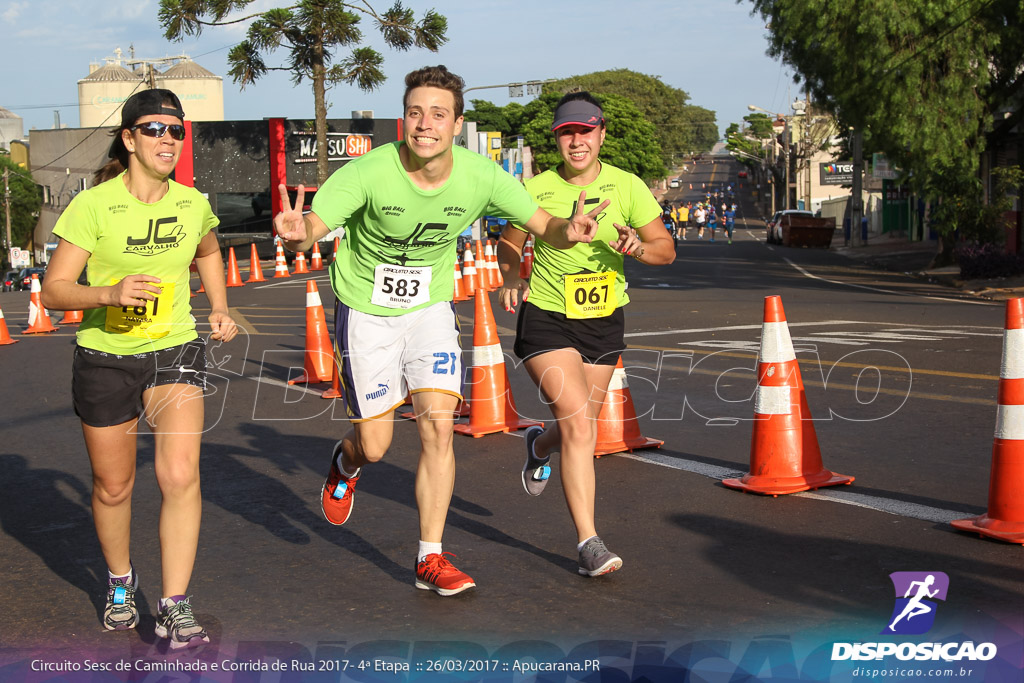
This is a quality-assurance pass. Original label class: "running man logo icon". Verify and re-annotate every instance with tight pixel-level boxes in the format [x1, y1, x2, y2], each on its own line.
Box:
[882, 572, 949, 635]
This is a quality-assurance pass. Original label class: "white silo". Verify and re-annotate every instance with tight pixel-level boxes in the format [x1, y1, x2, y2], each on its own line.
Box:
[78, 58, 146, 128]
[159, 58, 224, 121]
[0, 106, 24, 150]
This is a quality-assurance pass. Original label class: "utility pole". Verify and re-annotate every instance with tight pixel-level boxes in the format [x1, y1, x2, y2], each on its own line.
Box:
[3, 167, 11, 265]
[804, 90, 812, 212]
[850, 128, 864, 247]
[783, 119, 790, 211]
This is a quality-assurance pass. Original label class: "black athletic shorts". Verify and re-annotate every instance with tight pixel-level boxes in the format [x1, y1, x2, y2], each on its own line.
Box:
[72, 338, 208, 427]
[513, 301, 625, 366]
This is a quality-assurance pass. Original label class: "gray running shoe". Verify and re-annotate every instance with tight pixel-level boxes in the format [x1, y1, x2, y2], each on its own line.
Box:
[103, 571, 139, 630]
[521, 426, 551, 496]
[577, 537, 622, 577]
[155, 597, 209, 650]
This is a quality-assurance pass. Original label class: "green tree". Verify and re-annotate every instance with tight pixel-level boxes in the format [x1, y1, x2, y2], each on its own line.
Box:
[0, 155, 42, 267]
[724, 114, 773, 170]
[463, 99, 528, 139]
[159, 0, 448, 185]
[545, 69, 718, 166]
[743, 113, 775, 139]
[748, 0, 1023, 246]
[518, 92, 664, 182]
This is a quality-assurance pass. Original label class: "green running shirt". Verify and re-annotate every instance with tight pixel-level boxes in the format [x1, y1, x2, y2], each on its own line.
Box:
[312, 142, 538, 316]
[53, 173, 218, 354]
[515, 162, 662, 314]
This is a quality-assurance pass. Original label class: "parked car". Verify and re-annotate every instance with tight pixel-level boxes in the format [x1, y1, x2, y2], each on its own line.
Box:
[669, 179, 680, 188]
[766, 210, 815, 244]
[2, 270, 18, 292]
[16, 267, 46, 291]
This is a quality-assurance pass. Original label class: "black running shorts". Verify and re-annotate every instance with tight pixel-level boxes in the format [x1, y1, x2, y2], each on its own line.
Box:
[514, 301, 625, 366]
[72, 338, 208, 427]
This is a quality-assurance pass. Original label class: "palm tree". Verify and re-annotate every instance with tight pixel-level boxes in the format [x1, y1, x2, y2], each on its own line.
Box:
[160, 0, 448, 184]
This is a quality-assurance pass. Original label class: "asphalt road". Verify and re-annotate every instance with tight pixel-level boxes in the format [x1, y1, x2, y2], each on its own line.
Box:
[0, 160, 1020, 682]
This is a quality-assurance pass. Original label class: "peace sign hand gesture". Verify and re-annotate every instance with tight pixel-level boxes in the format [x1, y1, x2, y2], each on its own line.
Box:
[564, 190, 610, 244]
[273, 183, 307, 243]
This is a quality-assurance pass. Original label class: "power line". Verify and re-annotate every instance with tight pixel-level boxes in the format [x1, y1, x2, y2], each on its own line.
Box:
[33, 81, 147, 172]
[4, 103, 79, 111]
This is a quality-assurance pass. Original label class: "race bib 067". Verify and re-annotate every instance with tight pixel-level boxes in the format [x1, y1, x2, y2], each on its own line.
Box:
[564, 270, 617, 319]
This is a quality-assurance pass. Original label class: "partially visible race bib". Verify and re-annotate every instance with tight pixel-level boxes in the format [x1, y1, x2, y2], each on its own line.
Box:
[104, 280, 175, 339]
[370, 264, 431, 310]
[564, 270, 617, 319]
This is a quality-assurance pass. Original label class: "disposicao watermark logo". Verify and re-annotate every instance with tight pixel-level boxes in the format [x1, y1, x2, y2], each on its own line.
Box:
[831, 571, 998, 663]
[883, 571, 948, 635]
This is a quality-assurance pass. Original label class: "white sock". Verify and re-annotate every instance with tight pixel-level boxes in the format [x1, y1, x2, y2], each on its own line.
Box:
[335, 450, 359, 478]
[577, 535, 598, 552]
[418, 541, 442, 563]
[108, 568, 132, 584]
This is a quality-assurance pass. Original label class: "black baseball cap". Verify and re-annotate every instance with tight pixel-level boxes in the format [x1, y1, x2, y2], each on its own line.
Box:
[108, 89, 186, 163]
[550, 99, 604, 131]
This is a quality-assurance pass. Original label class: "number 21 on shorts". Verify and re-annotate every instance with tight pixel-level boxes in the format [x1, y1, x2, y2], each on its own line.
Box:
[432, 352, 458, 375]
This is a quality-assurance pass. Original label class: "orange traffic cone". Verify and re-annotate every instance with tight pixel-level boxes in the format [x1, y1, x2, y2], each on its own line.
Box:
[0, 305, 19, 344]
[288, 280, 334, 385]
[462, 246, 478, 298]
[484, 240, 501, 290]
[689, 183, 693, 190]
[474, 240, 488, 291]
[951, 298, 1024, 544]
[59, 308, 83, 325]
[293, 250, 310, 274]
[310, 242, 324, 271]
[454, 288, 542, 437]
[333, 236, 341, 264]
[520, 237, 534, 279]
[490, 240, 503, 289]
[24, 274, 57, 334]
[453, 259, 468, 302]
[594, 356, 664, 456]
[273, 239, 290, 278]
[321, 360, 343, 399]
[246, 243, 266, 283]
[225, 247, 245, 287]
[723, 296, 854, 496]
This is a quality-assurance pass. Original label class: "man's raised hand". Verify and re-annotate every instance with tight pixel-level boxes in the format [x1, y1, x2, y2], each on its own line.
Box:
[273, 184, 307, 242]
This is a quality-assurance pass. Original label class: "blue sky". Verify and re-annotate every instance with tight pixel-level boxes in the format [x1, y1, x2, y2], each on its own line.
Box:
[1, 0, 796, 138]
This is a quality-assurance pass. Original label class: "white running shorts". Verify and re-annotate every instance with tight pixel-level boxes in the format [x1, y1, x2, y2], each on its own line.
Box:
[334, 300, 463, 421]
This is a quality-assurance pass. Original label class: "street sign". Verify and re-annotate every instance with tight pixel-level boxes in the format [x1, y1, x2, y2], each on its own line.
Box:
[819, 161, 854, 185]
[872, 153, 899, 179]
[9, 247, 29, 267]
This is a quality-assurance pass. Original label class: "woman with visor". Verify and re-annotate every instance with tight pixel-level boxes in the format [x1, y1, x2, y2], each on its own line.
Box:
[497, 92, 675, 577]
[42, 89, 237, 647]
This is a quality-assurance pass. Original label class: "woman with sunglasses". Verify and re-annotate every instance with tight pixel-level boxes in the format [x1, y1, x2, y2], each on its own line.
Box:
[42, 89, 237, 648]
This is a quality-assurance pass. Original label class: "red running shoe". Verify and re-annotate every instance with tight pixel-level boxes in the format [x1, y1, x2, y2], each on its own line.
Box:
[321, 440, 360, 525]
[415, 552, 476, 596]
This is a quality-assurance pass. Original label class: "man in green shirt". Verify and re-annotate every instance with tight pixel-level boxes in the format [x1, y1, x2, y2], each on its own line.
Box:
[275, 65, 621, 596]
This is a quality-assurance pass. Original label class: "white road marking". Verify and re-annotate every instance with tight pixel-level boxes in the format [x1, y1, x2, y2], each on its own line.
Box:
[616, 451, 965, 524]
[253, 274, 329, 290]
[784, 258, 995, 306]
